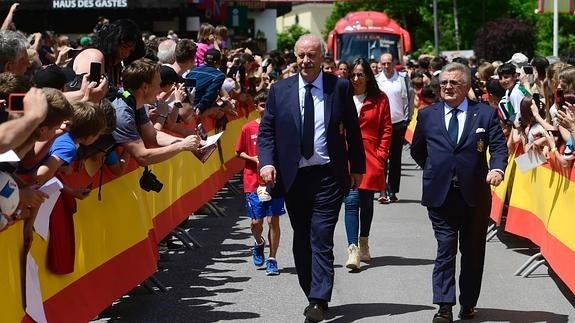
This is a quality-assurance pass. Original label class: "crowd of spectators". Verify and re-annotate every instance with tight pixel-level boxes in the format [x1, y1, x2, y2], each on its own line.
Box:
[0, 5, 306, 262]
[357, 51, 575, 171]
[1, 1, 574, 277]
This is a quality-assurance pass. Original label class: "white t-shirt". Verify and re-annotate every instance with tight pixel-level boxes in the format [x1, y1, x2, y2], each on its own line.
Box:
[376, 71, 407, 124]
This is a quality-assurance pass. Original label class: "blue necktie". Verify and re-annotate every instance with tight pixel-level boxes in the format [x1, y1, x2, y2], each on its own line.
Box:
[302, 84, 314, 159]
[447, 108, 460, 144]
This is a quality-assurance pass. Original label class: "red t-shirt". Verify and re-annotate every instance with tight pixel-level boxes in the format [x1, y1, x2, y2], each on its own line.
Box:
[235, 120, 260, 192]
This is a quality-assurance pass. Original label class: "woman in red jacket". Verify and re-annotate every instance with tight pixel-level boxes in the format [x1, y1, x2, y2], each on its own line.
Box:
[344, 57, 393, 271]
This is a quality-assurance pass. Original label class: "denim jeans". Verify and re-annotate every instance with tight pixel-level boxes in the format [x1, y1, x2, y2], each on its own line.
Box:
[344, 189, 375, 246]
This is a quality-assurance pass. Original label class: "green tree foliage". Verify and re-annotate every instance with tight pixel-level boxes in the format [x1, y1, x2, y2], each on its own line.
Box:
[324, 0, 575, 60]
[277, 24, 309, 53]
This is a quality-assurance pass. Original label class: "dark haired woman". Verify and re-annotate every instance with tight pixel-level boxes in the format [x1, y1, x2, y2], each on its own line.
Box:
[69, 19, 145, 101]
[344, 57, 392, 271]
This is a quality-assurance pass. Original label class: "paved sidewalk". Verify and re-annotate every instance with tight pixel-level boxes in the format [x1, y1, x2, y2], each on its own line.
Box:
[95, 150, 574, 322]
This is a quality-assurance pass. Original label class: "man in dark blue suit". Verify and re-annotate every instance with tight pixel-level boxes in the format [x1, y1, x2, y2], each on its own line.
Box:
[258, 34, 365, 323]
[410, 62, 508, 323]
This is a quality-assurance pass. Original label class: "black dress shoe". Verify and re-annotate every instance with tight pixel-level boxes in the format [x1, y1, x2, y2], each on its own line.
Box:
[432, 311, 453, 323]
[458, 307, 477, 319]
[303, 302, 327, 323]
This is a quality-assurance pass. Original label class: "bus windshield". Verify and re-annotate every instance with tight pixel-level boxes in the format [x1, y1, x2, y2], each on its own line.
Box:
[337, 33, 401, 63]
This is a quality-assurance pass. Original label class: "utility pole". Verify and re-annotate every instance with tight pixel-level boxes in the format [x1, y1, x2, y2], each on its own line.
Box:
[453, 0, 461, 50]
[553, 0, 559, 57]
[434, 0, 439, 55]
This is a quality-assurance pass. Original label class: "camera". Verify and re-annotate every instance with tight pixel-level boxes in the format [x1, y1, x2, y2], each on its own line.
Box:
[139, 167, 163, 193]
[470, 79, 485, 103]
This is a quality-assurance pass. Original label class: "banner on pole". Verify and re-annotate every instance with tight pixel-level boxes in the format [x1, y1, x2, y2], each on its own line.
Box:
[537, 0, 575, 14]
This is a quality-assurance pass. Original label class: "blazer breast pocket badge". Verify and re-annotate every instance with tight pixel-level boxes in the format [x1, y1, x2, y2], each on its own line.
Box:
[477, 139, 486, 152]
[476, 128, 486, 152]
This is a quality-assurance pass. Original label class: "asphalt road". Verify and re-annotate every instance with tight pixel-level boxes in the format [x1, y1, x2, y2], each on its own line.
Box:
[94, 148, 575, 322]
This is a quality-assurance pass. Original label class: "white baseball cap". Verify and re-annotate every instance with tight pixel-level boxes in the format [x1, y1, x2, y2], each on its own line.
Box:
[507, 53, 529, 73]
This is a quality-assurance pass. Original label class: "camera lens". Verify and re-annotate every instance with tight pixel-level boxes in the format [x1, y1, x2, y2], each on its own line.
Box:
[140, 168, 163, 193]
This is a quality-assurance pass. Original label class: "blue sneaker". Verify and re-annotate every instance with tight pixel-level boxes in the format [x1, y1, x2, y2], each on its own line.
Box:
[266, 258, 279, 275]
[252, 239, 265, 267]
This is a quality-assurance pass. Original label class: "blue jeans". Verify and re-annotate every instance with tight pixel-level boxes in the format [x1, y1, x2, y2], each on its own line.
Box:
[344, 189, 375, 246]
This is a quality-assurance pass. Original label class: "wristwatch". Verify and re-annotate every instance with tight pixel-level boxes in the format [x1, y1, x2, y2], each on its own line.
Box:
[173, 101, 183, 109]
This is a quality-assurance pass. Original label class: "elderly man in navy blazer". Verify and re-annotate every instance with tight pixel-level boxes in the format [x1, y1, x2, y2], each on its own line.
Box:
[410, 62, 508, 323]
[258, 34, 365, 323]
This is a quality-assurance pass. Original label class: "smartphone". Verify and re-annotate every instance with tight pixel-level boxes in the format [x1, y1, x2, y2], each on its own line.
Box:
[548, 130, 560, 136]
[523, 66, 533, 75]
[532, 93, 541, 108]
[184, 78, 196, 88]
[89, 62, 101, 84]
[8, 93, 25, 112]
[68, 48, 82, 58]
[184, 78, 196, 104]
[556, 89, 565, 111]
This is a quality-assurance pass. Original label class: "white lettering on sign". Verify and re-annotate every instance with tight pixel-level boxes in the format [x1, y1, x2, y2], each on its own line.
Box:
[95, 0, 128, 7]
[78, 0, 94, 7]
[53, 0, 77, 8]
[53, 0, 127, 8]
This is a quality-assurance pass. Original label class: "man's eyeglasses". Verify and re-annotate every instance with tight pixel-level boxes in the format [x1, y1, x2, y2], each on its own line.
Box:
[351, 73, 365, 79]
[440, 80, 465, 88]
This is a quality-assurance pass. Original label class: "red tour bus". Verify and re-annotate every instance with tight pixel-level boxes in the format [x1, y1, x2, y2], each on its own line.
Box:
[327, 11, 412, 64]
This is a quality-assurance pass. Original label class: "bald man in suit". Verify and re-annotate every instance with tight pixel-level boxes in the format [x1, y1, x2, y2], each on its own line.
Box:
[258, 34, 365, 323]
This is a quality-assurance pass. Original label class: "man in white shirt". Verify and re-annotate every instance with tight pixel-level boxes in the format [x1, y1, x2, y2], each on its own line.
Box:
[376, 53, 413, 203]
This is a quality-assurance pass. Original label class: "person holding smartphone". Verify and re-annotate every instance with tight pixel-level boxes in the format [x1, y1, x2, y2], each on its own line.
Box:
[69, 19, 144, 103]
[549, 66, 575, 152]
[528, 56, 549, 99]
[149, 65, 193, 137]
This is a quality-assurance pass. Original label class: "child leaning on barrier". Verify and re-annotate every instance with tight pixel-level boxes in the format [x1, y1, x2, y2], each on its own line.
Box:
[235, 91, 285, 276]
[33, 101, 106, 197]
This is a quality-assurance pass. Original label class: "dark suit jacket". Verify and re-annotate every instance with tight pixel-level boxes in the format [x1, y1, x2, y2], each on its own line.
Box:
[410, 100, 508, 208]
[258, 72, 366, 194]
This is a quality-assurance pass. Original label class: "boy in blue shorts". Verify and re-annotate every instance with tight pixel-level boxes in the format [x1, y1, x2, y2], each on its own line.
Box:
[235, 91, 285, 275]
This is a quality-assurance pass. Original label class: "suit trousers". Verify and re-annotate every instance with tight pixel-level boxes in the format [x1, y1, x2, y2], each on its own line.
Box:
[427, 185, 490, 307]
[385, 121, 408, 194]
[284, 164, 344, 302]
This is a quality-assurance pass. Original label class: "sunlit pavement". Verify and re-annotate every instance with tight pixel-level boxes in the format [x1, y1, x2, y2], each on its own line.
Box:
[94, 147, 574, 322]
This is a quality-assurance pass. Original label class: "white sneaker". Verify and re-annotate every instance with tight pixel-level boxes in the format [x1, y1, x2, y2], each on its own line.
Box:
[345, 244, 360, 270]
